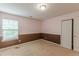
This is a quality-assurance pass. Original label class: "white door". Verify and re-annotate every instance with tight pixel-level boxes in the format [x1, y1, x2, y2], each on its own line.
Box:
[74, 17, 79, 51]
[61, 20, 73, 49]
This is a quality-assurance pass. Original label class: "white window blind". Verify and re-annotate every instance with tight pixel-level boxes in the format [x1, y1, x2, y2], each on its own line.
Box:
[2, 19, 18, 41]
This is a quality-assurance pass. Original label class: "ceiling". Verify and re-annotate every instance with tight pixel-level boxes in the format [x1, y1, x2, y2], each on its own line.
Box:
[0, 3, 79, 20]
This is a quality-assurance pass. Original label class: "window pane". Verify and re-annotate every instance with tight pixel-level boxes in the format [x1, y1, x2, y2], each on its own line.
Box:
[2, 19, 18, 29]
[2, 30, 18, 41]
[2, 19, 19, 41]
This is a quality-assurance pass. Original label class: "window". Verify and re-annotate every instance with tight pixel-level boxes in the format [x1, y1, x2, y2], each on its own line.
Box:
[2, 19, 18, 41]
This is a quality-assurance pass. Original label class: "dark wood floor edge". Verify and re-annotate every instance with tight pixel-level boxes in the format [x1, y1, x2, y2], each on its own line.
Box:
[40, 33, 60, 44]
[0, 33, 60, 48]
[19, 33, 41, 35]
[0, 33, 41, 48]
[40, 33, 60, 35]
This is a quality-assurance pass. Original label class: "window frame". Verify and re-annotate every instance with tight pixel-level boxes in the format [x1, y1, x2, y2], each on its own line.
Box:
[2, 19, 19, 41]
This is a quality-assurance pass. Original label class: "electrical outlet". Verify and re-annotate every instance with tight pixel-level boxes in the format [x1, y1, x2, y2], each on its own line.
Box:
[18, 40, 21, 43]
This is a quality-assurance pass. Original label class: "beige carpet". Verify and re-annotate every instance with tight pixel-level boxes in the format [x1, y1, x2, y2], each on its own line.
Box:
[0, 39, 79, 56]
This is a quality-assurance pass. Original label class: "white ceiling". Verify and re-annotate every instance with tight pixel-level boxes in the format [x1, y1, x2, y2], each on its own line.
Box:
[0, 3, 79, 20]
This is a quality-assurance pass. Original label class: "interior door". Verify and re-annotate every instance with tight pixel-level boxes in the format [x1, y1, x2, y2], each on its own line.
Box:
[74, 17, 79, 51]
[61, 19, 73, 49]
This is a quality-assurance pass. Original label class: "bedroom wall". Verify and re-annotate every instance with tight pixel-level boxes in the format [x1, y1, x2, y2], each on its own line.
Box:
[42, 11, 79, 44]
[0, 12, 41, 48]
[1, 11, 79, 48]
[1, 12, 41, 34]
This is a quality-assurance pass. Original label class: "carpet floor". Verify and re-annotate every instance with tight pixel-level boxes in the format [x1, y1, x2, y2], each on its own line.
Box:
[0, 39, 79, 56]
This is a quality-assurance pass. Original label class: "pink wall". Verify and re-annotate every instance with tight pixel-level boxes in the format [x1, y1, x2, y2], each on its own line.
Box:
[1, 11, 79, 35]
[0, 12, 41, 35]
[42, 11, 79, 35]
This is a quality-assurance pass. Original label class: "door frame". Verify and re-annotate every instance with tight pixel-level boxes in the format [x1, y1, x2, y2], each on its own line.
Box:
[61, 19, 74, 50]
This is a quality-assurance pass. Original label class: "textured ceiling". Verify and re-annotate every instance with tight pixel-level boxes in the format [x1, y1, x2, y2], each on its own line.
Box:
[0, 3, 79, 20]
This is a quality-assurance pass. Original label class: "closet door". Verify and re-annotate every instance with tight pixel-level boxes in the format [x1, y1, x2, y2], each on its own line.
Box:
[61, 19, 73, 49]
[74, 17, 79, 51]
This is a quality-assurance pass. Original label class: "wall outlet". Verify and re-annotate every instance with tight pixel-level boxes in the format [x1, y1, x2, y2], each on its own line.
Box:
[18, 40, 21, 43]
